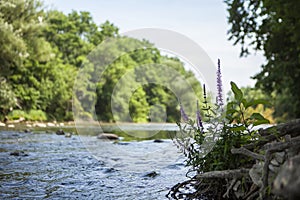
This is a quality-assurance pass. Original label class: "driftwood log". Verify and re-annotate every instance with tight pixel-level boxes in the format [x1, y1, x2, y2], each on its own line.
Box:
[167, 119, 300, 200]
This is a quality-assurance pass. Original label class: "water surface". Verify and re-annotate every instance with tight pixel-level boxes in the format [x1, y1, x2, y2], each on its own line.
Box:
[0, 129, 188, 199]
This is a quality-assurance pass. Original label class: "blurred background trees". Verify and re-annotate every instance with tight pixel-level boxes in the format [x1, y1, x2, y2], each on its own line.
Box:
[3, 0, 297, 122]
[0, 0, 202, 122]
[225, 0, 300, 121]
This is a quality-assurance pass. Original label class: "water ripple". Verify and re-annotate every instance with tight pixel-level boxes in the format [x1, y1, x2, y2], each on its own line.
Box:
[0, 130, 187, 199]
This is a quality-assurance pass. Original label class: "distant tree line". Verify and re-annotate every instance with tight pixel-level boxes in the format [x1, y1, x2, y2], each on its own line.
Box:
[0, 0, 202, 122]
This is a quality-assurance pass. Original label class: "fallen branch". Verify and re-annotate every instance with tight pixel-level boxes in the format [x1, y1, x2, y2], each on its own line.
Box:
[231, 147, 264, 160]
[260, 150, 271, 199]
[243, 184, 259, 200]
[169, 119, 300, 199]
[196, 168, 250, 179]
[222, 178, 237, 198]
[244, 119, 300, 150]
[259, 119, 300, 137]
[262, 135, 300, 151]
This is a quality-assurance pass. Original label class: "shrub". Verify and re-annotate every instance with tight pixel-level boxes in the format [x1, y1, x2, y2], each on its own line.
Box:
[7, 110, 27, 120]
[173, 60, 271, 173]
[27, 110, 48, 121]
[7, 109, 48, 121]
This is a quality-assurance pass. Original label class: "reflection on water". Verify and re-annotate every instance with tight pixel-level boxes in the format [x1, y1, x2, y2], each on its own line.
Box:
[0, 129, 187, 199]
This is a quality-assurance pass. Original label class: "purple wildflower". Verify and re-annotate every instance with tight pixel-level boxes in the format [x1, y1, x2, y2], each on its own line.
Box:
[203, 84, 208, 104]
[180, 103, 189, 122]
[216, 59, 224, 107]
[196, 100, 204, 129]
[203, 84, 206, 98]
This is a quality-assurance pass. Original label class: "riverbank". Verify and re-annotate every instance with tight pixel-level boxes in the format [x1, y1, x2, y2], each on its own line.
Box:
[168, 119, 300, 199]
[0, 120, 179, 129]
[0, 121, 180, 142]
[0, 120, 74, 129]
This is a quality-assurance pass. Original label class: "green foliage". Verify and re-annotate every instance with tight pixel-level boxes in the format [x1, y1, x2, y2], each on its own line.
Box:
[226, 82, 270, 126]
[45, 10, 95, 67]
[174, 82, 270, 173]
[225, 0, 300, 120]
[129, 87, 150, 122]
[0, 78, 16, 116]
[75, 37, 203, 123]
[0, 0, 203, 122]
[193, 126, 252, 172]
[27, 110, 47, 121]
[0, 0, 117, 121]
[0, 0, 50, 76]
[226, 85, 275, 123]
[0, 0, 73, 121]
[7, 109, 47, 121]
[7, 110, 27, 120]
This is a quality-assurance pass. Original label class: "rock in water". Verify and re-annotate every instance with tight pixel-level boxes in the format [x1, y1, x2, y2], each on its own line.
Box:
[65, 132, 72, 138]
[24, 129, 31, 133]
[56, 129, 65, 135]
[10, 150, 29, 157]
[143, 171, 159, 178]
[97, 133, 119, 140]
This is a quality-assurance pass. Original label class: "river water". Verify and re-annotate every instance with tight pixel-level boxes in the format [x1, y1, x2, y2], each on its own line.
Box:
[0, 127, 189, 199]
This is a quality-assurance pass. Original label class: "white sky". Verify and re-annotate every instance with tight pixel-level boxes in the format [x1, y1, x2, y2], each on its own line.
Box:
[43, 0, 266, 93]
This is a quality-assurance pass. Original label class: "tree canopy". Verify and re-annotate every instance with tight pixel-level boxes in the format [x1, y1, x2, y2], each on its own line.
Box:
[225, 0, 300, 120]
[0, 0, 203, 122]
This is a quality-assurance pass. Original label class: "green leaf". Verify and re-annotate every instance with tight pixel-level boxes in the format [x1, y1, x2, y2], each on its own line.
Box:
[253, 119, 270, 126]
[250, 113, 266, 120]
[226, 101, 235, 109]
[229, 125, 246, 132]
[241, 98, 248, 108]
[226, 108, 238, 115]
[230, 81, 243, 102]
[250, 113, 270, 125]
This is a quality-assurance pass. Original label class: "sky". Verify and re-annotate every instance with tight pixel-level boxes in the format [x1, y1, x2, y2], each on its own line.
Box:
[43, 0, 266, 93]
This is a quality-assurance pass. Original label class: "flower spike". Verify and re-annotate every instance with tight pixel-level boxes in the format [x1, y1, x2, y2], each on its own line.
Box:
[180, 103, 189, 122]
[216, 59, 224, 107]
[196, 100, 204, 129]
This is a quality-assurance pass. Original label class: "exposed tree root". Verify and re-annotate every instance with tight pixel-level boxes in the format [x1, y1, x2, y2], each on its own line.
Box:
[168, 120, 300, 199]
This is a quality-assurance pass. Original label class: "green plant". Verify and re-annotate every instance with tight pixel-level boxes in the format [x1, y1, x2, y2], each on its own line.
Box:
[7, 110, 27, 120]
[7, 109, 47, 121]
[0, 78, 17, 117]
[173, 61, 271, 174]
[27, 110, 48, 121]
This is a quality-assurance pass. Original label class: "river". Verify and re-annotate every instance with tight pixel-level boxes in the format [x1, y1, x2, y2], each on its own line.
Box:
[0, 125, 189, 199]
